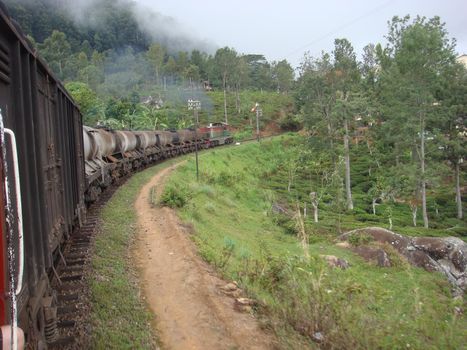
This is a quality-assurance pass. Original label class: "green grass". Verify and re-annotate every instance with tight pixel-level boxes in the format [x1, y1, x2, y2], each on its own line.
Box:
[90, 158, 185, 349]
[164, 135, 467, 349]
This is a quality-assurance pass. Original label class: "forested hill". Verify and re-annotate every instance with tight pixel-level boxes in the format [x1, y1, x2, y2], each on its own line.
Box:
[4, 0, 150, 51]
[1, 0, 298, 134]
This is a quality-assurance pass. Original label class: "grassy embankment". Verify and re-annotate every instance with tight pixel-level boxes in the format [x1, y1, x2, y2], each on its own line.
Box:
[90, 158, 185, 349]
[162, 134, 466, 349]
[88, 89, 295, 347]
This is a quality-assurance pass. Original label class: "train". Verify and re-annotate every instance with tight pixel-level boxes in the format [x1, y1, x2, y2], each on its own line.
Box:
[0, 4, 232, 349]
[82, 123, 233, 202]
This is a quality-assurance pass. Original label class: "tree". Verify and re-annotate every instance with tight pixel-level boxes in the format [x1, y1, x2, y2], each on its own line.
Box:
[241, 54, 274, 90]
[65, 82, 104, 125]
[213, 47, 238, 124]
[379, 16, 458, 228]
[78, 64, 104, 90]
[272, 60, 295, 94]
[164, 56, 178, 83]
[190, 50, 209, 81]
[232, 56, 250, 114]
[438, 63, 467, 219]
[184, 65, 200, 89]
[136, 105, 168, 130]
[38, 30, 71, 78]
[176, 51, 190, 79]
[332, 38, 361, 210]
[296, 52, 337, 159]
[307, 152, 334, 223]
[368, 174, 397, 215]
[361, 43, 378, 90]
[146, 43, 166, 85]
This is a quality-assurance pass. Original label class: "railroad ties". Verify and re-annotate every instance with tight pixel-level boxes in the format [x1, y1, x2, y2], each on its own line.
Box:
[47, 143, 224, 348]
[49, 182, 120, 349]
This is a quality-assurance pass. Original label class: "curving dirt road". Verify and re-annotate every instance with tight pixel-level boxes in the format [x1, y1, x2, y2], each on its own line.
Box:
[133, 163, 275, 350]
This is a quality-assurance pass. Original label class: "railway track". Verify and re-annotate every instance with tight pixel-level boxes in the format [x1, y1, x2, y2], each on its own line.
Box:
[45, 140, 244, 348]
[49, 177, 127, 349]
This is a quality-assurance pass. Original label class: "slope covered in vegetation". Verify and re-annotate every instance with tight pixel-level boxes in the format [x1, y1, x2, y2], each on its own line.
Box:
[162, 135, 465, 349]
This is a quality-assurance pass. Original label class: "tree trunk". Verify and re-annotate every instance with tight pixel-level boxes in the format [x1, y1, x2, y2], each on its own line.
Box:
[223, 74, 228, 124]
[312, 202, 319, 223]
[326, 111, 335, 165]
[235, 85, 241, 115]
[456, 160, 463, 219]
[343, 118, 353, 210]
[372, 198, 377, 215]
[411, 205, 417, 227]
[389, 217, 393, 230]
[420, 113, 429, 228]
[295, 205, 309, 261]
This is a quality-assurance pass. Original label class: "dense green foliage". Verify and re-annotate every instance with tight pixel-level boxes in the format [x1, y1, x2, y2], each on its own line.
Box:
[295, 16, 466, 227]
[4, 0, 150, 51]
[4, 0, 297, 131]
[164, 137, 466, 349]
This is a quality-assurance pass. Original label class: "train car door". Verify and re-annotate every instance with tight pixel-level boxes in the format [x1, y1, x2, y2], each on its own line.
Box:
[36, 71, 65, 251]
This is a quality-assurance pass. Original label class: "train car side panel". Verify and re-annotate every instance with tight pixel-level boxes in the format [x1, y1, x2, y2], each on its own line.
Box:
[0, 6, 86, 345]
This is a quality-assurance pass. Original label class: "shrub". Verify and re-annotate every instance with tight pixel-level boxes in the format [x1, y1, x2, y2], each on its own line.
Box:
[215, 237, 236, 269]
[355, 213, 380, 222]
[160, 185, 191, 208]
[271, 212, 297, 235]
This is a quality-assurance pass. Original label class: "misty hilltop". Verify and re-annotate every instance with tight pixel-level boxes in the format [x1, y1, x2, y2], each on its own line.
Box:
[3, 0, 217, 53]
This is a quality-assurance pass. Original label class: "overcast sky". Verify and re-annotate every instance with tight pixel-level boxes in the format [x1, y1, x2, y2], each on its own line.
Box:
[136, 0, 467, 68]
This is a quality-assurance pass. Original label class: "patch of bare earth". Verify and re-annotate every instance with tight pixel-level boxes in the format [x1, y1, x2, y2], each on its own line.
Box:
[133, 163, 275, 350]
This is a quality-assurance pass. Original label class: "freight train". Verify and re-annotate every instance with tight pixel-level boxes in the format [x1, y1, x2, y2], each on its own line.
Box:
[82, 124, 232, 203]
[0, 4, 232, 349]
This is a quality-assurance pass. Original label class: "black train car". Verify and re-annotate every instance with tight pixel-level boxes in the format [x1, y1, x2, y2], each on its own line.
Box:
[0, 2, 86, 347]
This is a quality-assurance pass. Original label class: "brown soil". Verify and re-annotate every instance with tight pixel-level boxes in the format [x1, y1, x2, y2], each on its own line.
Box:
[133, 163, 275, 350]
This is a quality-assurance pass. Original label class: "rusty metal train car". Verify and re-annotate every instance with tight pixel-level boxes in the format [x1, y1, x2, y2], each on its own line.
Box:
[0, 4, 86, 349]
[0, 3, 232, 349]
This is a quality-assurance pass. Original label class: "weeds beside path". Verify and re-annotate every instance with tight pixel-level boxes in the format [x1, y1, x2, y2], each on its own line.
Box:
[163, 135, 466, 349]
[90, 159, 182, 349]
[132, 162, 275, 350]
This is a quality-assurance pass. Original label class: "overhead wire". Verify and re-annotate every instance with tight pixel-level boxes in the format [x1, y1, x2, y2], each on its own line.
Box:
[284, 0, 396, 61]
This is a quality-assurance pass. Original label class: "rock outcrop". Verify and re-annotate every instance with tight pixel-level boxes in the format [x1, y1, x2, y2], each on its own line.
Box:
[339, 227, 467, 295]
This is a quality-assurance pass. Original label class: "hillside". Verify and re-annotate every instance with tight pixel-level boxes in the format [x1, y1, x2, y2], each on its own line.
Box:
[161, 136, 466, 349]
[2, 0, 298, 133]
[3, 0, 150, 51]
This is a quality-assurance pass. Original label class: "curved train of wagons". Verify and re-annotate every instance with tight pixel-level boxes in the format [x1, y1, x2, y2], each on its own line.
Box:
[0, 3, 233, 349]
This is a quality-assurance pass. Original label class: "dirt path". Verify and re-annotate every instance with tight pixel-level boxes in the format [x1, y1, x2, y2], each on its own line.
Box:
[133, 163, 275, 350]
